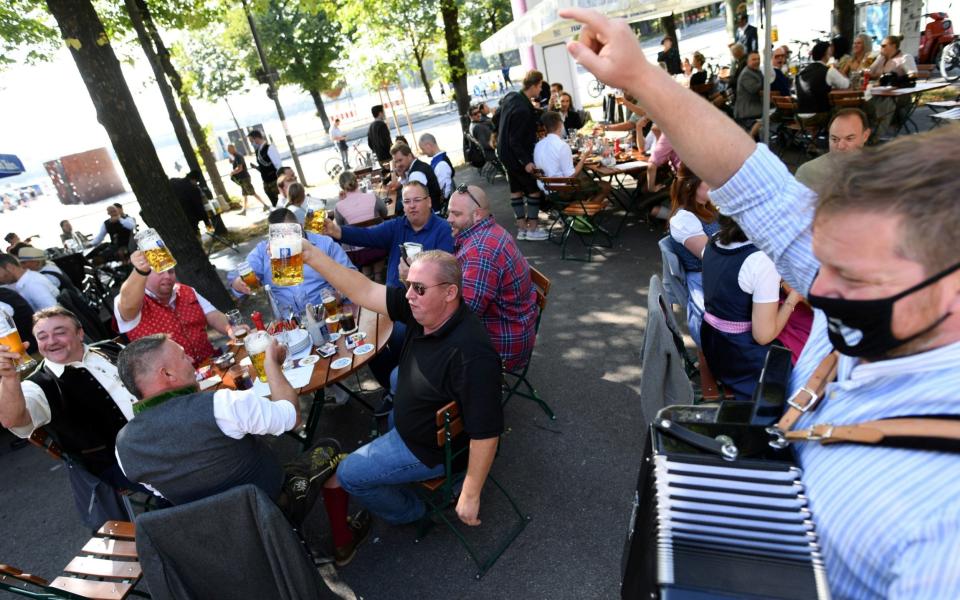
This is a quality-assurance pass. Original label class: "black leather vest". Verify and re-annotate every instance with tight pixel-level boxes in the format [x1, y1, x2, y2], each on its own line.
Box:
[103, 218, 131, 248]
[797, 62, 831, 113]
[256, 143, 279, 183]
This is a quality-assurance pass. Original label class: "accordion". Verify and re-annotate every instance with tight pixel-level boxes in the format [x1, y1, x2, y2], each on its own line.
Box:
[621, 405, 831, 600]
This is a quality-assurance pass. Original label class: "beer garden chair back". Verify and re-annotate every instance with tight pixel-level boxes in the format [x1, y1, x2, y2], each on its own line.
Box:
[414, 401, 529, 579]
[535, 171, 613, 263]
[502, 266, 555, 419]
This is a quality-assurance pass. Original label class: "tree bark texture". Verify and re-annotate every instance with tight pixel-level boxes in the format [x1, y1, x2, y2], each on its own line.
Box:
[308, 88, 331, 132]
[724, 0, 738, 40]
[413, 46, 435, 104]
[834, 0, 855, 45]
[440, 0, 470, 132]
[44, 0, 233, 309]
[123, 0, 203, 180]
[138, 0, 230, 207]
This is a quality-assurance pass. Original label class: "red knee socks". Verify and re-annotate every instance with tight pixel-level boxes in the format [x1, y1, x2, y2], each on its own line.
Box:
[322, 487, 352, 548]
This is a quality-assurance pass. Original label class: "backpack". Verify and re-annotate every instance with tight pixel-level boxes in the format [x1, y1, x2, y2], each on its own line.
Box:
[463, 132, 486, 168]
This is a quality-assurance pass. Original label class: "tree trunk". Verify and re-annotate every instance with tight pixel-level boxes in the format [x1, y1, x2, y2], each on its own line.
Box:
[123, 0, 202, 183]
[834, 0, 855, 45]
[137, 0, 230, 208]
[44, 0, 233, 309]
[660, 14, 679, 54]
[308, 88, 331, 132]
[413, 47, 435, 104]
[440, 0, 470, 133]
[724, 0, 738, 40]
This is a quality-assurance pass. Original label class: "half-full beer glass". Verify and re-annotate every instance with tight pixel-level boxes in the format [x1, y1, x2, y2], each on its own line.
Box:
[269, 223, 304, 286]
[0, 312, 36, 373]
[238, 261, 261, 293]
[303, 198, 327, 234]
[135, 228, 177, 272]
[243, 330, 271, 383]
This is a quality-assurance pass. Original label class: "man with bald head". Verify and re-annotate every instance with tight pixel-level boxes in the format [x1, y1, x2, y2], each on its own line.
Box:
[447, 185, 537, 371]
[794, 108, 871, 189]
[417, 133, 455, 200]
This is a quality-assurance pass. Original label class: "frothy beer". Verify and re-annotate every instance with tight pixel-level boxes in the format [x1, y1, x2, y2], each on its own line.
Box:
[135, 228, 177, 272]
[304, 208, 326, 234]
[321, 293, 339, 318]
[238, 262, 261, 292]
[243, 331, 271, 383]
[0, 312, 35, 373]
[269, 223, 304, 287]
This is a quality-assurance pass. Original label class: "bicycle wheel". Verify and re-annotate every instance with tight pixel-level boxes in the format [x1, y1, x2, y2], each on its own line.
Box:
[587, 79, 605, 98]
[324, 157, 344, 180]
[939, 42, 960, 82]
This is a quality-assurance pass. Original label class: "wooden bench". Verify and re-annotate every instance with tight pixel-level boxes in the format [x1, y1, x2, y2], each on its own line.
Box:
[0, 521, 144, 600]
[698, 350, 734, 402]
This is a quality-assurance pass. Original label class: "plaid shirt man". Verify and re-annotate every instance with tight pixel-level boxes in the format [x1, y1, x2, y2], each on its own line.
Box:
[454, 216, 537, 371]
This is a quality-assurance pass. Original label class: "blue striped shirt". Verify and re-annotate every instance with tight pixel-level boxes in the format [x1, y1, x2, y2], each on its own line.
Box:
[710, 145, 960, 599]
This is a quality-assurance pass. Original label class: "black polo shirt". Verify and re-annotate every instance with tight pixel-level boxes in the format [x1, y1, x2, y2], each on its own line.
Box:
[386, 286, 503, 467]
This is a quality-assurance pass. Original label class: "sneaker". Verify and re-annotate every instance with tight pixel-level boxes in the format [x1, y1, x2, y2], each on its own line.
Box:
[335, 510, 372, 567]
[516, 229, 527, 241]
[525, 228, 549, 241]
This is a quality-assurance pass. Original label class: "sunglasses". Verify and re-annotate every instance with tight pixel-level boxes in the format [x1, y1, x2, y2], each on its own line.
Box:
[455, 183, 481, 208]
[403, 280, 453, 296]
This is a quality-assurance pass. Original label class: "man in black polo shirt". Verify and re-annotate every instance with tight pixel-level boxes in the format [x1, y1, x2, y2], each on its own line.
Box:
[299, 243, 503, 527]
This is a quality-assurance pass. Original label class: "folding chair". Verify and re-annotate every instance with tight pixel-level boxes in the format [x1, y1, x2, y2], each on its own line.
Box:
[771, 96, 824, 158]
[537, 173, 613, 263]
[639, 276, 695, 424]
[502, 266, 555, 419]
[414, 402, 529, 579]
[0, 521, 147, 599]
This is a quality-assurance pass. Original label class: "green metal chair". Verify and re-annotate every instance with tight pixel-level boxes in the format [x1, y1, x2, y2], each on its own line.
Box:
[537, 173, 614, 263]
[414, 401, 529, 579]
[502, 266, 556, 419]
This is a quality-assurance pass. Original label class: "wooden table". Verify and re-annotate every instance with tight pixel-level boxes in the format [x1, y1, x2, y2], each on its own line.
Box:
[584, 149, 652, 233]
[221, 306, 393, 449]
[869, 80, 954, 136]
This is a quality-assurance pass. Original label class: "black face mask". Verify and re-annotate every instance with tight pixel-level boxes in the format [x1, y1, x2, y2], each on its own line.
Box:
[807, 260, 960, 358]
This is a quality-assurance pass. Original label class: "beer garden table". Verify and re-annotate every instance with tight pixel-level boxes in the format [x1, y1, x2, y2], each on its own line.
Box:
[868, 80, 954, 136]
[221, 306, 393, 450]
[583, 148, 652, 234]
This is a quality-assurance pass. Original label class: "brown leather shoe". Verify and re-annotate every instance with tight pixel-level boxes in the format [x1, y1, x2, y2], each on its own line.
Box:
[334, 510, 371, 567]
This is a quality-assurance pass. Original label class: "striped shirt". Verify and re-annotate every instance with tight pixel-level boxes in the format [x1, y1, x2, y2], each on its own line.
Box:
[710, 144, 960, 600]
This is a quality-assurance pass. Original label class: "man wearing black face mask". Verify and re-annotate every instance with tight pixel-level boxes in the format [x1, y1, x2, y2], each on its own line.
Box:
[562, 9, 960, 598]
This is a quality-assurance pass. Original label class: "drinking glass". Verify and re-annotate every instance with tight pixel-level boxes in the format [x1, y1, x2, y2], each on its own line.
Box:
[339, 303, 358, 334]
[64, 238, 82, 254]
[0, 312, 36, 373]
[237, 261, 261, 294]
[226, 310, 249, 342]
[135, 228, 177, 272]
[243, 330, 271, 383]
[269, 223, 304, 286]
[321, 287, 340, 317]
[303, 198, 327, 234]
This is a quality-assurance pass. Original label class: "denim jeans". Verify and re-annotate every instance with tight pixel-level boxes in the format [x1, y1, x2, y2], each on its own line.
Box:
[337, 428, 443, 525]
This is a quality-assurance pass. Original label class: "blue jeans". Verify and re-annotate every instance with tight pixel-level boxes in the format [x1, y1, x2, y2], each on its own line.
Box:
[337, 428, 443, 524]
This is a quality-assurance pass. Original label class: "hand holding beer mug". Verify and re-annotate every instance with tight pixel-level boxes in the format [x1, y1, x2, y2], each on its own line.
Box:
[0, 311, 36, 373]
[135, 228, 177, 272]
[243, 330, 273, 383]
[236, 261, 261, 294]
[269, 223, 304, 287]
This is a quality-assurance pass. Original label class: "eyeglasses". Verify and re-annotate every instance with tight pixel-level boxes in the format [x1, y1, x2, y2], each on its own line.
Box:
[402, 195, 429, 206]
[773, 54, 786, 58]
[403, 280, 453, 296]
[455, 183, 481, 208]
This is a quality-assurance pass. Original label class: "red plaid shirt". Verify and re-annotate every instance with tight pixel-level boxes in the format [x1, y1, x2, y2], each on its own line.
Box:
[455, 216, 537, 371]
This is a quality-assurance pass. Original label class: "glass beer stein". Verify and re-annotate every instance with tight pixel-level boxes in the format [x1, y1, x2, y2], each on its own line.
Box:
[135, 228, 177, 272]
[269, 223, 304, 286]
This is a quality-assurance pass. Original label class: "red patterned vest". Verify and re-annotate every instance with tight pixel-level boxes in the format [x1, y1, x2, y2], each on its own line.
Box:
[129, 285, 214, 365]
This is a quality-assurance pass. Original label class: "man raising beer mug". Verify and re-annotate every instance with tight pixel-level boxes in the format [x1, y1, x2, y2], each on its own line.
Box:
[114, 251, 234, 366]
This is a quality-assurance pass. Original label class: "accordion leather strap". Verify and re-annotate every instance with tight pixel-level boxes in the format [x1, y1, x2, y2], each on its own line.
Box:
[775, 351, 839, 432]
[785, 418, 960, 450]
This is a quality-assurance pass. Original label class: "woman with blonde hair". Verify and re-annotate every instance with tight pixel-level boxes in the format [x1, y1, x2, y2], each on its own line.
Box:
[838, 33, 874, 77]
[334, 170, 388, 282]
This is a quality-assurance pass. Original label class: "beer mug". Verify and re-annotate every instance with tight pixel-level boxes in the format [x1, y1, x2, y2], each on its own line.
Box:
[269, 223, 304, 286]
[243, 330, 271, 383]
[321, 287, 339, 318]
[135, 228, 177, 273]
[0, 311, 36, 373]
[303, 198, 327, 235]
[226, 310, 249, 343]
[64, 238, 82, 254]
[237, 261, 261, 294]
[402, 242, 423, 264]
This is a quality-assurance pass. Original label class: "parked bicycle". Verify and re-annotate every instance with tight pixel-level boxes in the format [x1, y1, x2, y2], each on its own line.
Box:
[324, 141, 374, 180]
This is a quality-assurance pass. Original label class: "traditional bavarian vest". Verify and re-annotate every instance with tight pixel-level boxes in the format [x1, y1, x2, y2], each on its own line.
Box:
[115, 389, 284, 505]
[702, 240, 761, 322]
[103, 218, 132, 249]
[669, 217, 721, 273]
[429, 152, 455, 197]
[256, 143, 278, 184]
[128, 285, 214, 365]
[26, 343, 127, 475]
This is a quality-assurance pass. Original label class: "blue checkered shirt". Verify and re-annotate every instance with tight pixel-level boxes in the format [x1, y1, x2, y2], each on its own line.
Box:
[710, 144, 960, 599]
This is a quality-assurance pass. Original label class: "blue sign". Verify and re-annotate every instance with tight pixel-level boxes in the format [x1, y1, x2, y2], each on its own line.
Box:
[0, 154, 25, 179]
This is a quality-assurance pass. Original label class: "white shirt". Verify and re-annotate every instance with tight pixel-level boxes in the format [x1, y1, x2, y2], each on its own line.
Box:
[113, 284, 217, 334]
[715, 240, 781, 303]
[643, 130, 657, 153]
[9, 348, 137, 439]
[669, 209, 707, 246]
[288, 204, 306, 225]
[91, 216, 136, 246]
[0, 301, 13, 317]
[330, 124, 344, 142]
[534, 133, 575, 179]
[430, 156, 454, 198]
[825, 65, 851, 90]
[15, 269, 59, 311]
[115, 388, 297, 497]
[265, 144, 283, 170]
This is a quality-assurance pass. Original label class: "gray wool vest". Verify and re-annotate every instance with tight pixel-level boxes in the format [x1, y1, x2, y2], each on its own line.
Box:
[115, 390, 284, 505]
